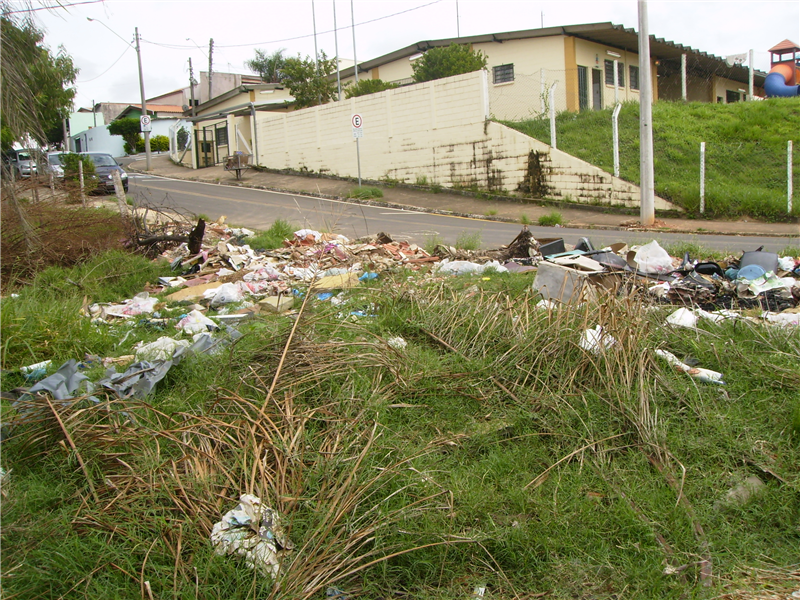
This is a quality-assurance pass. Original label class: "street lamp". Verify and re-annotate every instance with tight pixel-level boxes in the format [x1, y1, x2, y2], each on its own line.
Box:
[87, 18, 151, 170]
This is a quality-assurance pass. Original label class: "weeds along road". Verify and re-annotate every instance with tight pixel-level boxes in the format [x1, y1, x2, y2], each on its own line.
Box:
[129, 174, 796, 253]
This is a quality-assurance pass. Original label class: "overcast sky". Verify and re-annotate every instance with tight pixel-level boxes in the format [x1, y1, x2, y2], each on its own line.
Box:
[19, 0, 800, 109]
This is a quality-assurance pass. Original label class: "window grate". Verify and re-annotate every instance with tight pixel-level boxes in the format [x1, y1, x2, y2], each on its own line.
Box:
[493, 64, 514, 84]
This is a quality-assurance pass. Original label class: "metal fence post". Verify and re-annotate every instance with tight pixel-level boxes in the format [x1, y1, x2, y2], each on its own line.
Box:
[549, 83, 557, 150]
[78, 160, 86, 207]
[612, 103, 622, 178]
[789, 140, 794, 214]
[699, 141, 706, 214]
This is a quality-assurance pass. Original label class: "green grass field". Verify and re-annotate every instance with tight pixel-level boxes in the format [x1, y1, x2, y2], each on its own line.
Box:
[502, 97, 800, 220]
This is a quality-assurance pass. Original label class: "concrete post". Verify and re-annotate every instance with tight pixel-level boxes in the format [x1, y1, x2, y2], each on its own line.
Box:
[638, 0, 655, 226]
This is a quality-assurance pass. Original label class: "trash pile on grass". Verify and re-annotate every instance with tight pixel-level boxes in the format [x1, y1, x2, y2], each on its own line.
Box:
[3, 216, 799, 599]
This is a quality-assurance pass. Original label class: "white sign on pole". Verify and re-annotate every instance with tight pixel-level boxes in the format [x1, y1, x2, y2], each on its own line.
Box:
[351, 113, 363, 139]
[140, 115, 152, 132]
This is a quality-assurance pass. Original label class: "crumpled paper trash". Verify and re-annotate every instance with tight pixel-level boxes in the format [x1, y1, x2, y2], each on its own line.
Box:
[210, 494, 294, 578]
[387, 336, 407, 350]
[655, 349, 724, 384]
[579, 325, 616, 354]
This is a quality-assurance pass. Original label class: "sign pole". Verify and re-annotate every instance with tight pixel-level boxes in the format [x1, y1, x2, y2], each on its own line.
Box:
[352, 113, 363, 186]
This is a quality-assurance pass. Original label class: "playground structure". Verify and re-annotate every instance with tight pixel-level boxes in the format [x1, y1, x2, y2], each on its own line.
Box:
[764, 39, 800, 97]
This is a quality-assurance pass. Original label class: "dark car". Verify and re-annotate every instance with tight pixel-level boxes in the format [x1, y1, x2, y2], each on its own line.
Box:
[80, 152, 128, 193]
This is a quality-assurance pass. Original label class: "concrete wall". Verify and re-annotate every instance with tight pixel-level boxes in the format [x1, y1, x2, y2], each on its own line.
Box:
[252, 70, 677, 210]
[73, 119, 178, 157]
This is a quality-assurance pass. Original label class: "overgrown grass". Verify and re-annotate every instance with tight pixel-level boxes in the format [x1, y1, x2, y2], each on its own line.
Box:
[502, 98, 800, 220]
[537, 211, 563, 227]
[455, 230, 482, 250]
[245, 218, 296, 250]
[2, 252, 799, 599]
[349, 186, 384, 200]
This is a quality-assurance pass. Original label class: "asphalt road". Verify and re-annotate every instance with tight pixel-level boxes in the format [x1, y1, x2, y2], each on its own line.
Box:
[129, 173, 798, 253]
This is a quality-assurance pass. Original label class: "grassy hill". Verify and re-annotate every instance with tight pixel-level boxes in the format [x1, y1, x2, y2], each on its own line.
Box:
[502, 98, 800, 220]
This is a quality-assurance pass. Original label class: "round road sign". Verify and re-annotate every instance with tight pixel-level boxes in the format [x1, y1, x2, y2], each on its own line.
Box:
[351, 114, 362, 128]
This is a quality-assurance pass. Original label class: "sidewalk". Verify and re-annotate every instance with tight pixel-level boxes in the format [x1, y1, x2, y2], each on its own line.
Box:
[130, 154, 800, 238]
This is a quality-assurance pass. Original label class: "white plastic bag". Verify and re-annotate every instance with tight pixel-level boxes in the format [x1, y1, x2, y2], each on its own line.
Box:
[633, 241, 674, 274]
[175, 309, 218, 334]
[204, 283, 245, 306]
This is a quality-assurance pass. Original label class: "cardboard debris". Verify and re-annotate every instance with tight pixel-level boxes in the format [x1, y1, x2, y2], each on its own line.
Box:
[311, 272, 361, 291]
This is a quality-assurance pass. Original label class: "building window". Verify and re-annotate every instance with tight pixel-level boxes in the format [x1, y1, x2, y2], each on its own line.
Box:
[629, 65, 640, 90]
[726, 90, 741, 103]
[215, 125, 228, 147]
[604, 60, 627, 87]
[493, 64, 514, 84]
[604, 60, 615, 85]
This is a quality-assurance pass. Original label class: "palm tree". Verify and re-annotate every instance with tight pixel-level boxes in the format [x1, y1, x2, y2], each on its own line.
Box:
[245, 49, 287, 84]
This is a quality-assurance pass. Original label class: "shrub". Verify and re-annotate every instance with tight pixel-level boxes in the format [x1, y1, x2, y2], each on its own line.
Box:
[150, 135, 169, 152]
[344, 79, 398, 99]
[537, 211, 563, 227]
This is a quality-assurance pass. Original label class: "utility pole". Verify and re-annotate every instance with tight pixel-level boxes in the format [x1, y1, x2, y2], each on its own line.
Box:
[92, 99, 97, 127]
[351, 0, 358, 84]
[637, 0, 654, 226]
[135, 26, 151, 170]
[333, 0, 342, 101]
[208, 38, 214, 101]
[312, 0, 321, 105]
[456, 0, 460, 38]
[188, 57, 196, 116]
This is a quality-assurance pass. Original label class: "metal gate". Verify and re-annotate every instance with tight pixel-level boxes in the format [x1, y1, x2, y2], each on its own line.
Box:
[195, 120, 229, 168]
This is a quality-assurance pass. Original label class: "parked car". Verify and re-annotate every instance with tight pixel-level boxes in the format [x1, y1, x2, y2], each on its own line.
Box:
[80, 152, 128, 193]
[11, 149, 38, 179]
[45, 151, 65, 179]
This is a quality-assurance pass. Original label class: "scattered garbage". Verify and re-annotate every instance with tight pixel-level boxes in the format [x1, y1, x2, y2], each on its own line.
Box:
[654, 349, 725, 385]
[0, 467, 8, 497]
[632, 240, 675, 274]
[435, 260, 507, 276]
[175, 309, 219, 334]
[579, 326, 617, 354]
[210, 494, 293, 578]
[387, 336, 408, 350]
[716, 475, 766, 508]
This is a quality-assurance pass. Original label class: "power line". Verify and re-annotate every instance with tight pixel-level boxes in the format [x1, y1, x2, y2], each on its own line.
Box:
[76, 44, 131, 82]
[3, 0, 104, 14]
[141, 0, 443, 50]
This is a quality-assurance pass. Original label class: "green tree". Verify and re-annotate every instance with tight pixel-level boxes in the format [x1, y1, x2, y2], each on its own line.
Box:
[344, 78, 398, 99]
[108, 118, 143, 154]
[177, 126, 190, 150]
[281, 51, 338, 109]
[246, 48, 287, 83]
[0, 10, 78, 149]
[411, 43, 487, 83]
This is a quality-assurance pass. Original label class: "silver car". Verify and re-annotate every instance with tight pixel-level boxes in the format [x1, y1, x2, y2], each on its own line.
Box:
[45, 152, 65, 179]
[12, 150, 37, 178]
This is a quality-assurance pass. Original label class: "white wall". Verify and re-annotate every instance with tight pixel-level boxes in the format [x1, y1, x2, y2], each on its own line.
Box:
[72, 119, 180, 157]
[252, 70, 677, 210]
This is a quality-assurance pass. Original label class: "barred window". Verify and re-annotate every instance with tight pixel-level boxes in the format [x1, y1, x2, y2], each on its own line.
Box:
[492, 64, 514, 84]
[215, 125, 228, 147]
[605, 60, 626, 87]
[604, 60, 615, 85]
[629, 65, 640, 90]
